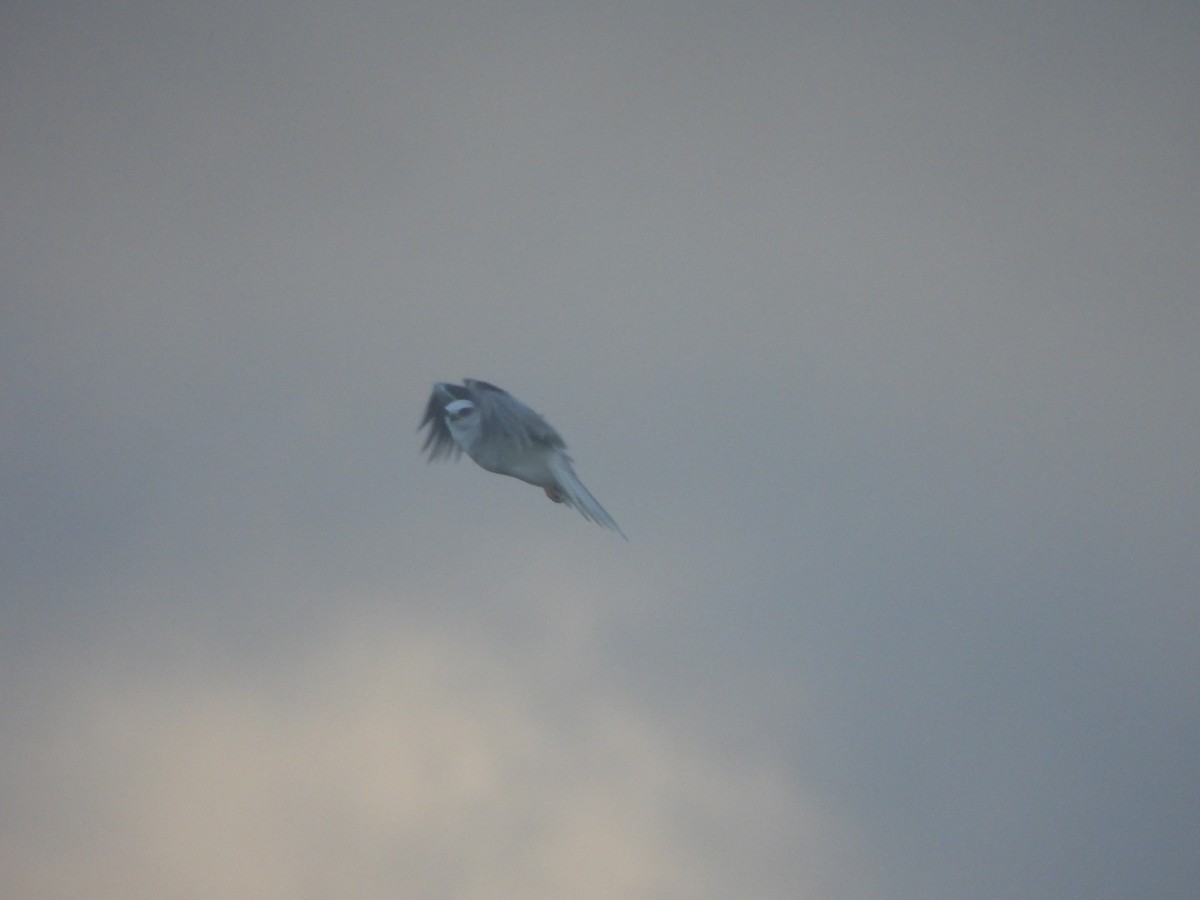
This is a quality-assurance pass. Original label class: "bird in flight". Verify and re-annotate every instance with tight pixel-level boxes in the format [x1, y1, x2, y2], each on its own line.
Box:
[420, 379, 625, 538]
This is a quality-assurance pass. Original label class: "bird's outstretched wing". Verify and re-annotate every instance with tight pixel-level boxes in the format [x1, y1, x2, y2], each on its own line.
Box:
[419, 379, 564, 461]
[419, 382, 470, 461]
[464, 379, 566, 452]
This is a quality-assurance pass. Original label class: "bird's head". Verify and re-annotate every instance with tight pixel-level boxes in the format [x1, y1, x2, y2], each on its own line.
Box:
[443, 399, 482, 450]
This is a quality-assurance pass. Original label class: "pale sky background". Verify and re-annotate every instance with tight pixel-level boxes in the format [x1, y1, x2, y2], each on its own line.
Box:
[3, 2, 1198, 898]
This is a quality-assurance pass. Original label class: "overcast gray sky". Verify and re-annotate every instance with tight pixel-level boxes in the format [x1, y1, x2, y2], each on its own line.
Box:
[3, 2, 1198, 898]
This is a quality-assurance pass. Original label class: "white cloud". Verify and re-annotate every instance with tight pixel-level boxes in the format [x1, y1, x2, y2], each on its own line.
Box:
[3, 597, 870, 900]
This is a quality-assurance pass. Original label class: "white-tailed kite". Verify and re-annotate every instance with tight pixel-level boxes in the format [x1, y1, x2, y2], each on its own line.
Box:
[420, 379, 625, 538]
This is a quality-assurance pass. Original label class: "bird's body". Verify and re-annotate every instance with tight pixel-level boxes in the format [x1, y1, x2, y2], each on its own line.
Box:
[420, 379, 625, 537]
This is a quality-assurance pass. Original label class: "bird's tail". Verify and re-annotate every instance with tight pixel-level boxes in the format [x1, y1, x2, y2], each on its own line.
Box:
[548, 457, 626, 539]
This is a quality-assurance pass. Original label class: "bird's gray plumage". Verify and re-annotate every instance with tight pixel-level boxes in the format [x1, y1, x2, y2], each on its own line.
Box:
[419, 379, 624, 537]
